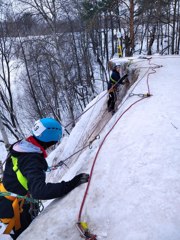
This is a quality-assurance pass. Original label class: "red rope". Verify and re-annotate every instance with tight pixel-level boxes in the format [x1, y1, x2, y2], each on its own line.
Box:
[66, 55, 177, 130]
[77, 58, 159, 238]
[65, 74, 128, 129]
[146, 58, 161, 94]
[78, 96, 147, 222]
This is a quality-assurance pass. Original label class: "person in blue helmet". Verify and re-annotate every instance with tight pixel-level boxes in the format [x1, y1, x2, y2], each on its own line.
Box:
[0, 118, 89, 239]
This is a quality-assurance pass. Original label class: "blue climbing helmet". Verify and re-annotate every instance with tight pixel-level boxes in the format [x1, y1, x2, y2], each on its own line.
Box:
[32, 118, 62, 142]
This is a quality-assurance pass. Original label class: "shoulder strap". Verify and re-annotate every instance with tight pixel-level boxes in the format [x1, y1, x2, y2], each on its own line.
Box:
[110, 76, 118, 84]
[0, 182, 24, 233]
[11, 156, 28, 191]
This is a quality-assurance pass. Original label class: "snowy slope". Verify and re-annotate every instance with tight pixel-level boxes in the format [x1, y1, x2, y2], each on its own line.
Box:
[15, 55, 180, 240]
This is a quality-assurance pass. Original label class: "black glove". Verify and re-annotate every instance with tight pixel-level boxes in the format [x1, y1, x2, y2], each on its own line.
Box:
[69, 173, 89, 189]
[125, 79, 130, 85]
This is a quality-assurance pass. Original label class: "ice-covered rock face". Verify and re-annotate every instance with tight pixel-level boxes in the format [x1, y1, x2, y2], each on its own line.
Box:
[5, 56, 180, 240]
[0, 232, 12, 240]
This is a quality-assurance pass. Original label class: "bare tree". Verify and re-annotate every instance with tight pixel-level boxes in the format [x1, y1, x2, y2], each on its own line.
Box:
[0, 16, 24, 140]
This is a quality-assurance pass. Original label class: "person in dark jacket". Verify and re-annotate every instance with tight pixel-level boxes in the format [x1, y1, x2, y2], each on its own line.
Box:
[107, 64, 127, 113]
[0, 118, 89, 239]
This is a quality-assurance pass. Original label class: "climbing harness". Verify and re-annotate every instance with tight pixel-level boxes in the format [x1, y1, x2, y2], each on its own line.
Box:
[0, 183, 43, 234]
[0, 155, 43, 234]
[0, 183, 25, 234]
[11, 155, 44, 216]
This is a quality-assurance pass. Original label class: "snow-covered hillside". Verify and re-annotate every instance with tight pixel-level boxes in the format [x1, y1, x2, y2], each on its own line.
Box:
[3, 55, 180, 240]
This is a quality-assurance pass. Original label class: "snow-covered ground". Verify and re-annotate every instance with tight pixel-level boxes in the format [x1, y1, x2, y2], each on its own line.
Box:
[1, 55, 180, 240]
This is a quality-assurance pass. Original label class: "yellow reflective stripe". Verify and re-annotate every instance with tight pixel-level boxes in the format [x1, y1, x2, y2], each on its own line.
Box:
[110, 76, 117, 84]
[11, 156, 28, 191]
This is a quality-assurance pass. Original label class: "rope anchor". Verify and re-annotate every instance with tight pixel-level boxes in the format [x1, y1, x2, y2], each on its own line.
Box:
[129, 92, 152, 98]
[47, 135, 100, 172]
[76, 222, 97, 240]
[89, 135, 100, 149]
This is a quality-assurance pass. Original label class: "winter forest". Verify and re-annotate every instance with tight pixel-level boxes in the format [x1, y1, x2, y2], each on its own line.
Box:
[0, 0, 180, 148]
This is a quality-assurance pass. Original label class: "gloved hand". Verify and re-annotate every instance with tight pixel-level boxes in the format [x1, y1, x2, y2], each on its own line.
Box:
[125, 79, 130, 85]
[70, 173, 89, 189]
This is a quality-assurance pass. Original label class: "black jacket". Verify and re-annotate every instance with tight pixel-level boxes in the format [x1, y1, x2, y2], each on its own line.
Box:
[0, 139, 79, 218]
[3, 151, 77, 200]
[0, 138, 88, 239]
[111, 70, 121, 83]
[108, 70, 123, 90]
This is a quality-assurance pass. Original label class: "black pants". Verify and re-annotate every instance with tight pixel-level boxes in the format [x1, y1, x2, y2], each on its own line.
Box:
[107, 91, 117, 111]
[9, 203, 32, 239]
